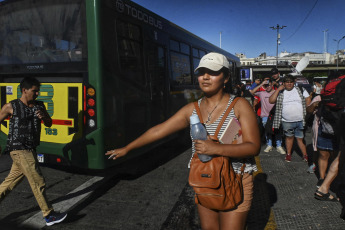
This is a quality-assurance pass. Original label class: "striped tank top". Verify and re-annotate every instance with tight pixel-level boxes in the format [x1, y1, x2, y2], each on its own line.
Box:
[189, 95, 257, 174]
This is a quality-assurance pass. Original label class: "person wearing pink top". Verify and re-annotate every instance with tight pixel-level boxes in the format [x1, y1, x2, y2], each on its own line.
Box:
[250, 79, 285, 154]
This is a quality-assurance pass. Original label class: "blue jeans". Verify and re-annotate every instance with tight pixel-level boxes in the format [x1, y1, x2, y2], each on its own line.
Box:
[281, 121, 304, 138]
[262, 116, 282, 147]
[317, 125, 338, 150]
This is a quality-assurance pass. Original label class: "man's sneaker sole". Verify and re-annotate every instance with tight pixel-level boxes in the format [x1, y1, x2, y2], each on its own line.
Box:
[276, 147, 286, 155]
[264, 146, 273, 152]
[46, 213, 67, 226]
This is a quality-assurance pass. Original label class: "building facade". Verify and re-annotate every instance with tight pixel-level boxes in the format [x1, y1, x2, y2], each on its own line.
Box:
[237, 51, 344, 66]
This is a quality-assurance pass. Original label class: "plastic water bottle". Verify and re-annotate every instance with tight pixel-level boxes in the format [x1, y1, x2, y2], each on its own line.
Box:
[190, 114, 212, 163]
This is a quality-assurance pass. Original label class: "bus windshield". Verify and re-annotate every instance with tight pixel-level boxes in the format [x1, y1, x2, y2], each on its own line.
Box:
[0, 0, 85, 65]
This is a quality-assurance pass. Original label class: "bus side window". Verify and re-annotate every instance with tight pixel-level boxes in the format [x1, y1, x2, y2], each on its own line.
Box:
[116, 20, 144, 85]
[169, 40, 191, 86]
[192, 48, 206, 85]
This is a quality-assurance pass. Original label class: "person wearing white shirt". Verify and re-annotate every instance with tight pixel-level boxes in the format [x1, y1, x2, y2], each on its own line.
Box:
[269, 75, 311, 162]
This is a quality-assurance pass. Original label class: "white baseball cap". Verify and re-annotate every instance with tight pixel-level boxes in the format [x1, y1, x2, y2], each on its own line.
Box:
[194, 52, 230, 72]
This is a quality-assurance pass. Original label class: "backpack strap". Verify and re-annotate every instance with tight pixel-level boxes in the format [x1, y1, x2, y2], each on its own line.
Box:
[193, 101, 204, 124]
[214, 97, 240, 138]
[194, 97, 245, 172]
[193, 97, 240, 140]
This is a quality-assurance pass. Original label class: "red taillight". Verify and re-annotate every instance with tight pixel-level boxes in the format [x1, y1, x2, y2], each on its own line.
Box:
[56, 158, 62, 163]
[88, 108, 95, 117]
[84, 86, 97, 131]
[87, 98, 95, 107]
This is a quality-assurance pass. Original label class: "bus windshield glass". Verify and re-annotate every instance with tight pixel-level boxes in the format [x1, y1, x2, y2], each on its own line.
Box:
[0, 0, 85, 65]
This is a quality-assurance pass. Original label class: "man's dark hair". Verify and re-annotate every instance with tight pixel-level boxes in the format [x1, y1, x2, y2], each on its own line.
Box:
[283, 75, 295, 82]
[271, 68, 279, 75]
[20, 77, 40, 92]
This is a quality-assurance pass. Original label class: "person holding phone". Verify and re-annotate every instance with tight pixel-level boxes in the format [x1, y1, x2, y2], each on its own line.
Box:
[270, 68, 282, 89]
[250, 79, 285, 154]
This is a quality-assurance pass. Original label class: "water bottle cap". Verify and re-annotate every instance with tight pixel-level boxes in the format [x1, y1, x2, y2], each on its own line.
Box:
[190, 114, 201, 125]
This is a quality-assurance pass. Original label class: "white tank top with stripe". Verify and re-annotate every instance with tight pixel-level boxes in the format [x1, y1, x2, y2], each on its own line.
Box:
[189, 95, 258, 174]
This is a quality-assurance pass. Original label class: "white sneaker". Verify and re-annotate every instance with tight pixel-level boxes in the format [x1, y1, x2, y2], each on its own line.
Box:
[276, 146, 286, 154]
[264, 145, 273, 152]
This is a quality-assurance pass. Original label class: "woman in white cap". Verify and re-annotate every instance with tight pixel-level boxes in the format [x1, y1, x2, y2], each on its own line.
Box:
[106, 52, 260, 229]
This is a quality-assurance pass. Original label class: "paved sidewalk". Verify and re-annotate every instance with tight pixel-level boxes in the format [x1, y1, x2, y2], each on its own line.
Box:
[163, 131, 345, 230]
[256, 134, 345, 230]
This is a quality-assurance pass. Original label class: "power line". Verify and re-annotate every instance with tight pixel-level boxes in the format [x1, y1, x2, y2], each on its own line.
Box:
[282, 0, 319, 42]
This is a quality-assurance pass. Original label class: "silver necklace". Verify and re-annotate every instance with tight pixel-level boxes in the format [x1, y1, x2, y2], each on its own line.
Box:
[204, 94, 224, 124]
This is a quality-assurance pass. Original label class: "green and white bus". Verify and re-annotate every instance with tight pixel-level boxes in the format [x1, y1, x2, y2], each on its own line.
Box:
[0, 0, 241, 170]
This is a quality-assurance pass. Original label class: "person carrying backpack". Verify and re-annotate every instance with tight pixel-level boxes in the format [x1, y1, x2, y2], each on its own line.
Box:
[106, 53, 261, 229]
[314, 71, 345, 218]
[318, 71, 345, 153]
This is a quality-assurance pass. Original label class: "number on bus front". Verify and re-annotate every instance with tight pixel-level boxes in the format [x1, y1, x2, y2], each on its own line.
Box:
[45, 128, 58, 135]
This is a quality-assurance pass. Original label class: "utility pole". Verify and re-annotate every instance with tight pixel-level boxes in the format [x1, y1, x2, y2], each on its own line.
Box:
[220, 31, 222, 48]
[323, 29, 329, 53]
[334, 35, 345, 71]
[270, 24, 286, 66]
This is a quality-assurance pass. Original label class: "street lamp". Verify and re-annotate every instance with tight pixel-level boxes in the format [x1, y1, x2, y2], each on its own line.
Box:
[334, 35, 345, 70]
[270, 24, 286, 66]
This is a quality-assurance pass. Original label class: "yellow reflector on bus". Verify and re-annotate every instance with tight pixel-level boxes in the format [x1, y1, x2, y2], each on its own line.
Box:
[87, 88, 95, 96]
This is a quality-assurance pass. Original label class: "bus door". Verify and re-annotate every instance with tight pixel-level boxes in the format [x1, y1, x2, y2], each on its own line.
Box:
[147, 44, 167, 126]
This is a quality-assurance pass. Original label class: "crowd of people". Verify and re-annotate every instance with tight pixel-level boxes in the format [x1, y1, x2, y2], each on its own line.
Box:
[237, 67, 345, 219]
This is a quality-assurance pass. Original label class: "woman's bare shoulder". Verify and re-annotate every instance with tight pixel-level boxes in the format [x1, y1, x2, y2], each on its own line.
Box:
[182, 101, 198, 113]
[234, 97, 251, 108]
[233, 97, 254, 117]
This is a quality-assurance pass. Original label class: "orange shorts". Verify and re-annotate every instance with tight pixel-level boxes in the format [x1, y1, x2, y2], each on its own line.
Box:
[232, 173, 253, 212]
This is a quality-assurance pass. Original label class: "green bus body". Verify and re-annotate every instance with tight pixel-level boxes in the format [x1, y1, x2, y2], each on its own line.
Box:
[0, 0, 240, 170]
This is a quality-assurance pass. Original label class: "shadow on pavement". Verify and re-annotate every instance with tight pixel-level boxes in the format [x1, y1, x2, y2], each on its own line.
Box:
[247, 172, 277, 230]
